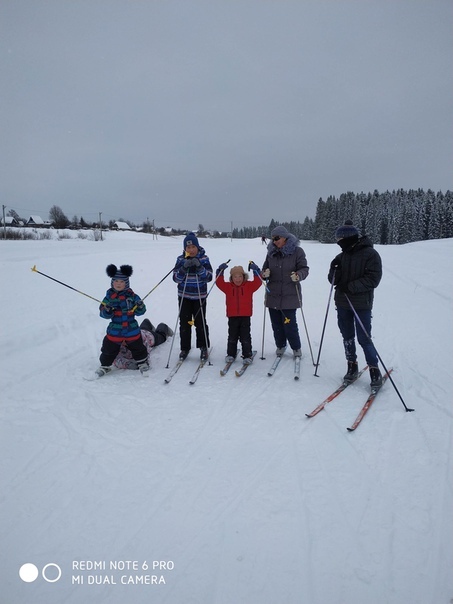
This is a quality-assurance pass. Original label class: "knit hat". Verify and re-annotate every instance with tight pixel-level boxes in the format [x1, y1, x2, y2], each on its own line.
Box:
[106, 264, 133, 289]
[230, 265, 248, 282]
[183, 232, 200, 250]
[271, 225, 290, 239]
[335, 220, 359, 240]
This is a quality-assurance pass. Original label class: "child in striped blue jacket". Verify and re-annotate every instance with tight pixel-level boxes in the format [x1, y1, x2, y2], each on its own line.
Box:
[172, 233, 213, 361]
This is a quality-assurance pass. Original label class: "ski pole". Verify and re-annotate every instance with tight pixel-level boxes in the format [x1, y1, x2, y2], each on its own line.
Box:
[31, 265, 103, 304]
[260, 304, 267, 360]
[165, 274, 188, 368]
[207, 259, 231, 297]
[190, 258, 231, 324]
[294, 282, 315, 366]
[142, 266, 174, 301]
[248, 260, 270, 294]
[250, 262, 268, 359]
[344, 294, 414, 412]
[314, 270, 336, 376]
[250, 262, 291, 325]
[194, 274, 212, 364]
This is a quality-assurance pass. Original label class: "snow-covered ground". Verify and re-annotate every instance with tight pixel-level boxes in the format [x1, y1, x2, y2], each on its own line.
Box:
[1, 231, 452, 604]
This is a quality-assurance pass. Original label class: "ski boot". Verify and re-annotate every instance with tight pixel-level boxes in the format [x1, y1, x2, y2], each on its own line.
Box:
[343, 361, 359, 384]
[156, 323, 174, 339]
[95, 366, 112, 378]
[369, 366, 383, 389]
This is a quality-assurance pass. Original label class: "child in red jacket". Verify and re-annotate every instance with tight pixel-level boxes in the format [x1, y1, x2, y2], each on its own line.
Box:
[216, 264, 262, 363]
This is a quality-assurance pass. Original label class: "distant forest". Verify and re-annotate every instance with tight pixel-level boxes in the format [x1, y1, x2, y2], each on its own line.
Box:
[232, 189, 453, 244]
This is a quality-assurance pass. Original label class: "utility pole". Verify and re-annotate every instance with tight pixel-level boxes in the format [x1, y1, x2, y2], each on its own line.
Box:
[99, 212, 103, 241]
[2, 205, 6, 239]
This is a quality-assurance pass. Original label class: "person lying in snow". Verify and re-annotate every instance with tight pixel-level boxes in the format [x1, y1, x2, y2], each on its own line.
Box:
[113, 319, 173, 370]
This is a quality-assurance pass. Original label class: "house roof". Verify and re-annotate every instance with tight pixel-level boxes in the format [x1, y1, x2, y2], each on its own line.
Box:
[27, 215, 45, 225]
[114, 221, 131, 230]
[1, 216, 18, 225]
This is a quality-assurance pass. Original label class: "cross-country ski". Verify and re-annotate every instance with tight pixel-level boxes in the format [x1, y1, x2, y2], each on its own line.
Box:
[347, 369, 393, 431]
[305, 367, 368, 417]
[235, 351, 257, 377]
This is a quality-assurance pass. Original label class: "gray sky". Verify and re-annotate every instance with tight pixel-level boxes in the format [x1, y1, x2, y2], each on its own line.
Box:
[2, 0, 452, 231]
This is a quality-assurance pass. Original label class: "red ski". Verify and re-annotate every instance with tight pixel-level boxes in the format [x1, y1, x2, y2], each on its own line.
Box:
[305, 367, 368, 418]
[347, 369, 393, 431]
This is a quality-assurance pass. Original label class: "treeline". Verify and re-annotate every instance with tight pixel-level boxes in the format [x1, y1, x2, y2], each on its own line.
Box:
[233, 189, 452, 244]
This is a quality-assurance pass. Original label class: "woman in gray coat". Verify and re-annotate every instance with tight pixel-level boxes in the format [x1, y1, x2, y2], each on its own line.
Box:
[261, 226, 309, 356]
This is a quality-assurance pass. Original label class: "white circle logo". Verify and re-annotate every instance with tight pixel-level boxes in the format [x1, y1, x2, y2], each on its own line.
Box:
[19, 563, 39, 583]
[19, 562, 62, 583]
[42, 563, 62, 583]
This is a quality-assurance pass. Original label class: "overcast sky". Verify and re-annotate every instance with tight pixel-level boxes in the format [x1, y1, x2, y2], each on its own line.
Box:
[2, 0, 452, 231]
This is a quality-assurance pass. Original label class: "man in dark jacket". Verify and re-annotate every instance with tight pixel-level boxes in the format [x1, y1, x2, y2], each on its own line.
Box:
[328, 220, 383, 388]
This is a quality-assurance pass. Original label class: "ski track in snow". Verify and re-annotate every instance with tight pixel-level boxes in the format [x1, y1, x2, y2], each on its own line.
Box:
[1, 233, 452, 604]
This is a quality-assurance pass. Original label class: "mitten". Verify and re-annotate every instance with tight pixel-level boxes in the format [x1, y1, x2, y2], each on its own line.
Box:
[248, 261, 260, 274]
[290, 271, 300, 282]
[184, 258, 201, 269]
[262, 268, 270, 279]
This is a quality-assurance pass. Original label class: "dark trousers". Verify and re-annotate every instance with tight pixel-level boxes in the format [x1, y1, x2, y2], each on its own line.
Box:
[268, 308, 301, 350]
[336, 306, 378, 367]
[100, 335, 148, 367]
[227, 316, 252, 358]
[140, 318, 166, 347]
[178, 297, 210, 351]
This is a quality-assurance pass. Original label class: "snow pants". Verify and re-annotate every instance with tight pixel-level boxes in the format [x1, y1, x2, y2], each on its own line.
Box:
[227, 316, 253, 359]
[336, 306, 379, 367]
[100, 335, 148, 367]
[178, 297, 210, 352]
[268, 308, 301, 351]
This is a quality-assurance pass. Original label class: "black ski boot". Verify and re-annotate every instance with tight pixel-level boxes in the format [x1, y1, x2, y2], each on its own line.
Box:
[369, 366, 383, 389]
[343, 361, 359, 383]
[155, 323, 174, 339]
[200, 347, 208, 361]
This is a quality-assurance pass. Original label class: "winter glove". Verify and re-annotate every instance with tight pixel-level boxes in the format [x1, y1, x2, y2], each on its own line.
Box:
[184, 257, 201, 269]
[328, 260, 341, 284]
[262, 268, 270, 279]
[290, 271, 300, 282]
[136, 299, 145, 311]
[103, 305, 114, 314]
[248, 261, 261, 274]
[336, 283, 348, 294]
[216, 263, 228, 276]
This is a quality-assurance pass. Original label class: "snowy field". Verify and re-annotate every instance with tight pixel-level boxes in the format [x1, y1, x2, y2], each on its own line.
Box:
[1, 231, 452, 604]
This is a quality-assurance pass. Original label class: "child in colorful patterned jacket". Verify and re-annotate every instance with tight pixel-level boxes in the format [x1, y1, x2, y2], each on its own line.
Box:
[215, 263, 262, 363]
[96, 264, 149, 377]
